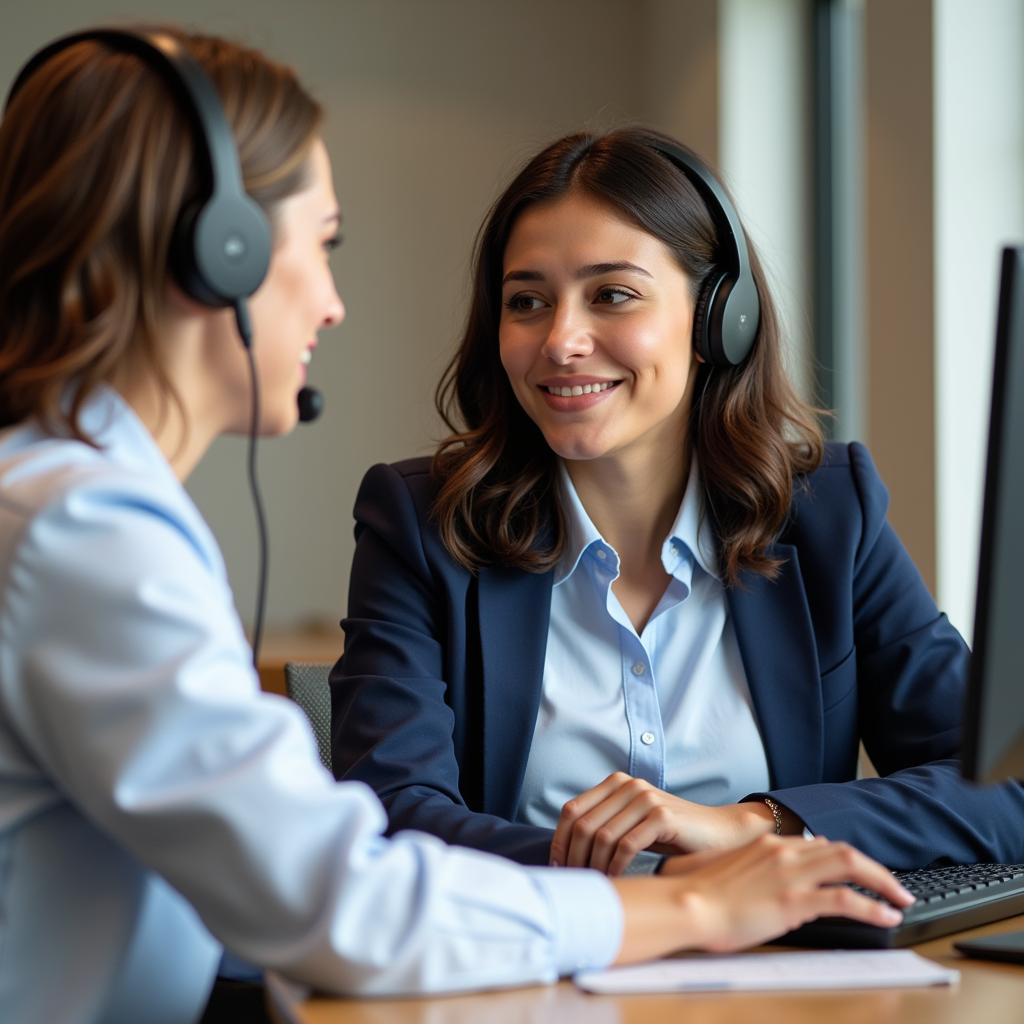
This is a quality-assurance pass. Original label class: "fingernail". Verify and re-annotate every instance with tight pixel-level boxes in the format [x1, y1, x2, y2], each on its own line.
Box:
[882, 906, 903, 924]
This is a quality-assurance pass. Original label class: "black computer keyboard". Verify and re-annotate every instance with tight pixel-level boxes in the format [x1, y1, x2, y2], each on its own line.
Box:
[777, 862, 1024, 948]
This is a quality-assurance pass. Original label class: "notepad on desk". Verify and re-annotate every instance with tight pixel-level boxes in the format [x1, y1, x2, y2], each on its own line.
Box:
[575, 950, 959, 994]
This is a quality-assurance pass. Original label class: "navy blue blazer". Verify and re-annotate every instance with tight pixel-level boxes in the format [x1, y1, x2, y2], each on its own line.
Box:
[332, 442, 1024, 870]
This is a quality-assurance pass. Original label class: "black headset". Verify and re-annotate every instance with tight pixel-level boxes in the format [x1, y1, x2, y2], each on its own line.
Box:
[5, 28, 272, 321]
[3, 28, 325, 664]
[648, 141, 761, 368]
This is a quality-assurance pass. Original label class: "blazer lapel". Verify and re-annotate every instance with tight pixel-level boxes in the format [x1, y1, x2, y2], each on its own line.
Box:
[476, 564, 554, 818]
[727, 543, 823, 788]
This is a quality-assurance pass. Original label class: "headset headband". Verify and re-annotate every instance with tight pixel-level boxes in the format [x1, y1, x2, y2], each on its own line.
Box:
[4, 28, 271, 311]
[649, 140, 760, 367]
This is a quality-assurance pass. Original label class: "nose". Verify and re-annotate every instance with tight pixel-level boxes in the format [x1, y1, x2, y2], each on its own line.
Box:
[322, 280, 345, 328]
[541, 306, 592, 364]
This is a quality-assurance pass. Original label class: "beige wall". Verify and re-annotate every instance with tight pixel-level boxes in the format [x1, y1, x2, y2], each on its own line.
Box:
[864, 0, 936, 593]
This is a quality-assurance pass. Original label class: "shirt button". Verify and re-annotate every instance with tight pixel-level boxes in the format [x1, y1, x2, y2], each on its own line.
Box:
[641, 731, 656, 745]
[631, 662, 646, 676]
[595, 548, 607, 560]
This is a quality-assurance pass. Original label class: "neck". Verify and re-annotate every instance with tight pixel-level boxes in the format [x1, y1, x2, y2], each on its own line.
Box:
[565, 440, 691, 573]
[110, 313, 228, 481]
[115, 375, 217, 481]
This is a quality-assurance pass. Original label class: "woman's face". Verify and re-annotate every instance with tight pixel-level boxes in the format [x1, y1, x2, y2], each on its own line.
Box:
[499, 191, 699, 470]
[242, 137, 345, 434]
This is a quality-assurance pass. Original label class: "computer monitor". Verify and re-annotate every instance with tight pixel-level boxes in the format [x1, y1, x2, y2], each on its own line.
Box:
[962, 245, 1024, 784]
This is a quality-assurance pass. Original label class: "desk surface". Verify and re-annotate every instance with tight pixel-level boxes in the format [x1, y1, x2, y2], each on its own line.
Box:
[269, 916, 1024, 1024]
[257, 628, 342, 695]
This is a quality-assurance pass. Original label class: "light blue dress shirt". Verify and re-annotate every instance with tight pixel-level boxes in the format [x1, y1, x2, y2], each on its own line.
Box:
[516, 460, 771, 864]
[0, 388, 621, 1023]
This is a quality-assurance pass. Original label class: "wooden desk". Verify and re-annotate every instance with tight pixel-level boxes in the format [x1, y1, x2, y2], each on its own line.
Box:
[256, 628, 343, 695]
[268, 916, 1024, 1024]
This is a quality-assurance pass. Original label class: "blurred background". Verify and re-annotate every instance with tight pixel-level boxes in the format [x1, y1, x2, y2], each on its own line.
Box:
[3, 0, 1022, 666]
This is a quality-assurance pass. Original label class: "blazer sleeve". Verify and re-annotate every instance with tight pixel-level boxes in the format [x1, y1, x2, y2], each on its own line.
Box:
[764, 442, 1024, 869]
[332, 461, 555, 865]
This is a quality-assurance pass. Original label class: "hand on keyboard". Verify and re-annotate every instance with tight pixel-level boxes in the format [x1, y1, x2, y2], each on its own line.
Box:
[654, 835, 914, 952]
[776, 862, 1024, 948]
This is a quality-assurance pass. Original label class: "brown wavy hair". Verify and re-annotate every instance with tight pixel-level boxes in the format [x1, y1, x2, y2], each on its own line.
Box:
[0, 26, 321, 442]
[433, 126, 824, 585]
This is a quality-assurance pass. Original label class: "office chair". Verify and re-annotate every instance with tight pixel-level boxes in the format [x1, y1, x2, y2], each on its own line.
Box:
[284, 661, 333, 771]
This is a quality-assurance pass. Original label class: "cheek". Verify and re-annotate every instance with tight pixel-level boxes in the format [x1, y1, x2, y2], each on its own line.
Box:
[498, 332, 527, 383]
[620, 319, 694, 375]
[498, 336, 538, 415]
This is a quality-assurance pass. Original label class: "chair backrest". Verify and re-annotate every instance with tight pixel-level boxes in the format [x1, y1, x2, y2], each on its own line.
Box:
[284, 661, 332, 771]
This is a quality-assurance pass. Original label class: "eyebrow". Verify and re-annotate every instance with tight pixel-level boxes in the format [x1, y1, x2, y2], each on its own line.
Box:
[502, 261, 653, 285]
[323, 211, 342, 226]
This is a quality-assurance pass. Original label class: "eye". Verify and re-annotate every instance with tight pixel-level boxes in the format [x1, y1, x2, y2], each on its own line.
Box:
[503, 293, 547, 313]
[594, 286, 635, 306]
[322, 234, 342, 256]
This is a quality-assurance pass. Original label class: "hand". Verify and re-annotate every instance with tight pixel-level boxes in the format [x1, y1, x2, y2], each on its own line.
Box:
[611, 834, 916, 963]
[550, 772, 783, 875]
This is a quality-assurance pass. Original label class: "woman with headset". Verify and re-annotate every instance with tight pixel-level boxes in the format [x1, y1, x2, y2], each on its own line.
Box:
[0, 27, 913, 1024]
[331, 126, 1024, 877]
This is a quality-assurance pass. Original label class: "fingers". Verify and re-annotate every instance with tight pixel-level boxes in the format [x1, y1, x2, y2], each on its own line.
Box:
[797, 838, 915, 908]
[565, 781, 649, 869]
[552, 775, 710, 871]
[604, 812, 674, 875]
[614, 836, 913, 959]
[550, 772, 639, 867]
[726, 837, 911, 941]
[809, 883, 905, 929]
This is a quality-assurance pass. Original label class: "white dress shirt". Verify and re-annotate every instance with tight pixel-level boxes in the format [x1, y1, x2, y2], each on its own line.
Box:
[0, 388, 621, 1023]
[516, 460, 771, 858]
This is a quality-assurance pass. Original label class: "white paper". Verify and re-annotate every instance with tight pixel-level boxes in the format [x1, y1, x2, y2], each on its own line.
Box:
[574, 950, 959, 994]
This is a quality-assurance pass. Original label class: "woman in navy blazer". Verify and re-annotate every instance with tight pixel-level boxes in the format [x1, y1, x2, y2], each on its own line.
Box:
[332, 127, 1024, 875]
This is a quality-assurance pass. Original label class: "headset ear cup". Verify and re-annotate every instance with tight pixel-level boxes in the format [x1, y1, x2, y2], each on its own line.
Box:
[692, 272, 724, 365]
[170, 201, 223, 307]
[169, 195, 271, 308]
[193, 192, 271, 302]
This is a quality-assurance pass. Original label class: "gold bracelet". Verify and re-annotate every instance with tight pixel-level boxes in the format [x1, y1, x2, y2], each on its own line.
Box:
[763, 797, 784, 835]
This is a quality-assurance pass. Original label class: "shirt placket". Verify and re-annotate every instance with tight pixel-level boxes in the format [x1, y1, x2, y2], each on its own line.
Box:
[588, 544, 666, 789]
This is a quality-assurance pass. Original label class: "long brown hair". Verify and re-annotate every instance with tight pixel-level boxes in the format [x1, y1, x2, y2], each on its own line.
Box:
[433, 126, 824, 584]
[0, 27, 321, 442]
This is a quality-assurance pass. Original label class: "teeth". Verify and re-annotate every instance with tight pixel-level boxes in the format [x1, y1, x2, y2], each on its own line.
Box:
[300, 350, 312, 365]
[544, 381, 615, 397]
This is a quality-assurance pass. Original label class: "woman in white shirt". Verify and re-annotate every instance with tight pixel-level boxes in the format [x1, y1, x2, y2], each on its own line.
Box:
[0, 28, 909, 1024]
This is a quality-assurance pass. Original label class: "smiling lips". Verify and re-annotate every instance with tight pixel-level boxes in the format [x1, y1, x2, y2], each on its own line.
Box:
[299, 345, 315, 384]
[538, 378, 620, 410]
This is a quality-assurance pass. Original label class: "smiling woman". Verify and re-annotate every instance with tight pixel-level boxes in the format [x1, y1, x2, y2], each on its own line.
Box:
[240, 139, 344, 437]
[498, 192, 697, 472]
[332, 125, 1024, 884]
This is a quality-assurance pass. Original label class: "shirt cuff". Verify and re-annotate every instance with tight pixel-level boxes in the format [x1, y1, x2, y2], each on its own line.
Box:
[527, 867, 623, 976]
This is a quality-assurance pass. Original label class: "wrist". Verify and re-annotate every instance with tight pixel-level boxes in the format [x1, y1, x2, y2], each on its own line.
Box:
[740, 796, 804, 837]
[736, 800, 779, 839]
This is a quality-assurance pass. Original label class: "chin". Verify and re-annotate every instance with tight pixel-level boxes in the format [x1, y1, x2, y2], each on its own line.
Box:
[225, 406, 297, 438]
[542, 431, 610, 462]
[261, 408, 299, 437]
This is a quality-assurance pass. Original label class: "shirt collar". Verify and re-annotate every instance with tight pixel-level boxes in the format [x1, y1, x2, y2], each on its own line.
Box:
[554, 458, 720, 587]
[73, 384, 181, 485]
[555, 462, 606, 585]
[666, 456, 720, 581]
